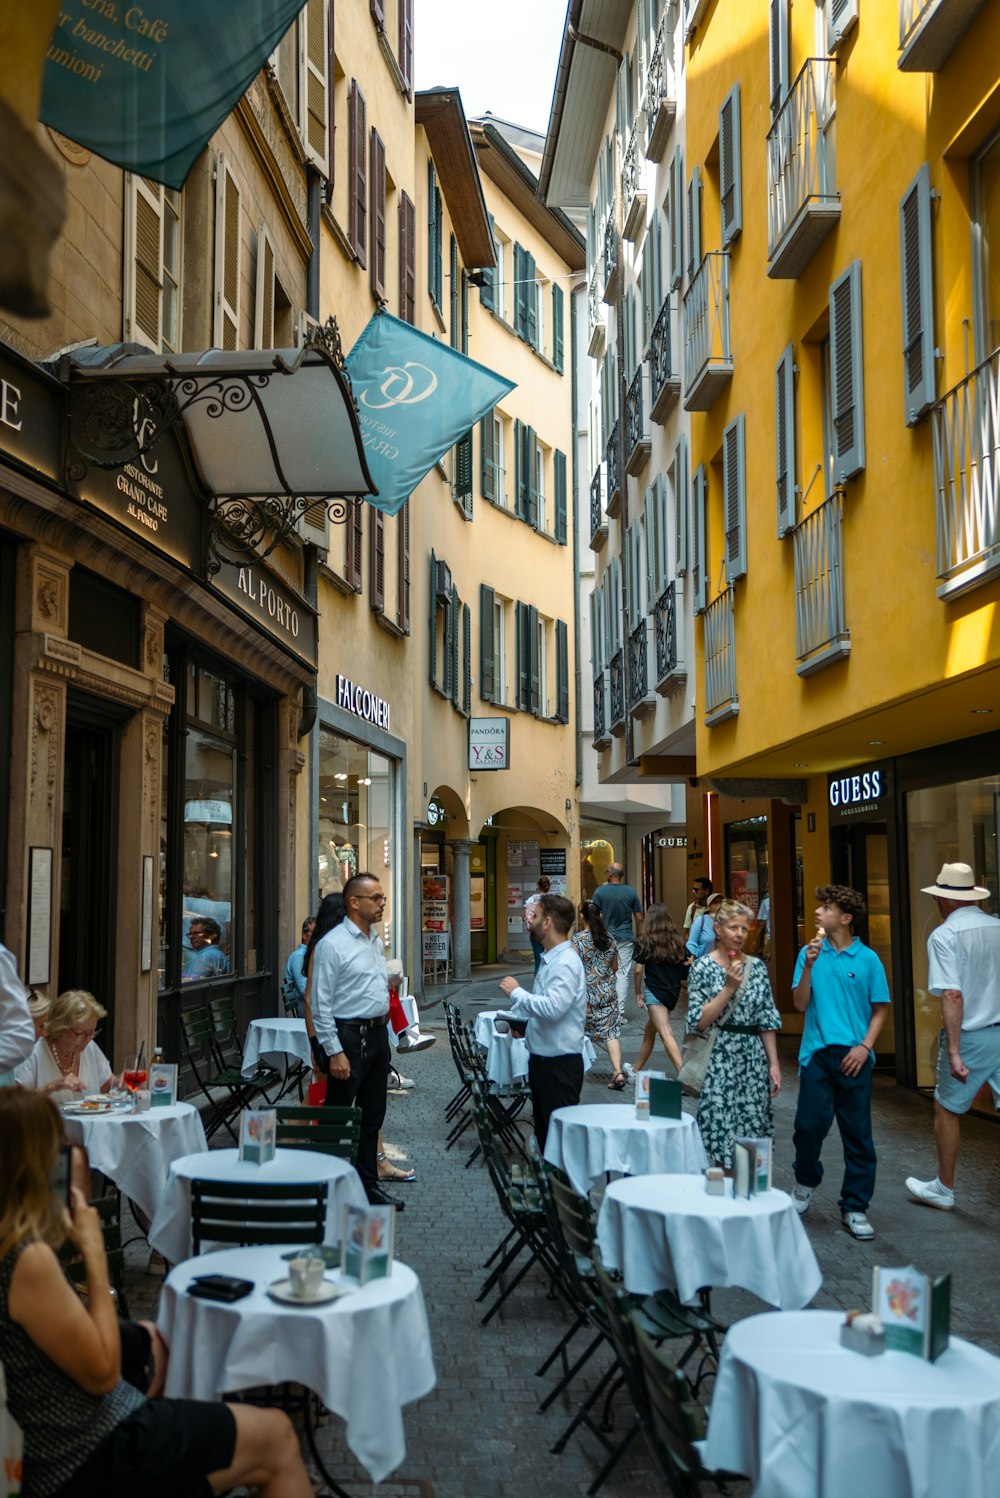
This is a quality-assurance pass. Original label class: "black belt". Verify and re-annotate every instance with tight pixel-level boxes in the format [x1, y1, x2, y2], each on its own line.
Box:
[720, 1022, 760, 1036]
[335, 1013, 389, 1031]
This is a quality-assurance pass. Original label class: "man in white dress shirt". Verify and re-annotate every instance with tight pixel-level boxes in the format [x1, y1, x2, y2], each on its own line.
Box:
[0, 941, 34, 1086]
[310, 872, 403, 1210]
[499, 894, 587, 1149]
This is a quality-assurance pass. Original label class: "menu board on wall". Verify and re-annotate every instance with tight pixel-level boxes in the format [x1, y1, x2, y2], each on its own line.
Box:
[506, 840, 539, 951]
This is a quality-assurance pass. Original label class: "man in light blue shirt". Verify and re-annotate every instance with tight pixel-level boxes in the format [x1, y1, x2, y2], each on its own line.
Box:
[281, 916, 315, 1017]
[790, 885, 890, 1241]
[500, 893, 586, 1148]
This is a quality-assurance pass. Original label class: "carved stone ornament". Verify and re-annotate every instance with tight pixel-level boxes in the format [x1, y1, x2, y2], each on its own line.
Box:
[31, 684, 60, 808]
[37, 577, 59, 620]
[145, 629, 161, 672]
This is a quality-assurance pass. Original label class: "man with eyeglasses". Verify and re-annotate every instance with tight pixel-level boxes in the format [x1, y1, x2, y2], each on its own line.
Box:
[310, 872, 404, 1209]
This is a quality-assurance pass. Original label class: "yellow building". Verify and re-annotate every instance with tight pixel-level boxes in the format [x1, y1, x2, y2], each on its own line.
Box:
[683, 0, 1000, 1095]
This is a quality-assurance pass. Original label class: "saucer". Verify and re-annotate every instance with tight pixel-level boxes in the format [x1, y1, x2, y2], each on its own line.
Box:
[266, 1276, 348, 1306]
[63, 1099, 114, 1115]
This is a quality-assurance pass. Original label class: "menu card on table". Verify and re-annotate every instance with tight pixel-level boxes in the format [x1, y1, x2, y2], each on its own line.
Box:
[648, 1077, 682, 1119]
[341, 1203, 395, 1284]
[239, 1107, 276, 1165]
[635, 1070, 666, 1117]
[733, 1137, 772, 1197]
[149, 1062, 178, 1107]
[872, 1264, 951, 1361]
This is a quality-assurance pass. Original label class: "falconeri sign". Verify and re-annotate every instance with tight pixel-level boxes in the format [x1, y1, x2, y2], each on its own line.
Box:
[336, 674, 391, 731]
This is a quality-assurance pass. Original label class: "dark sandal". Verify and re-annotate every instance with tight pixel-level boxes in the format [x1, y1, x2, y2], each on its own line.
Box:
[608, 1072, 627, 1091]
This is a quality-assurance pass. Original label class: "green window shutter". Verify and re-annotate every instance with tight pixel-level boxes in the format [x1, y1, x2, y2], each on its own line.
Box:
[480, 584, 495, 702]
[723, 413, 747, 584]
[455, 429, 473, 516]
[554, 449, 567, 545]
[462, 603, 472, 714]
[553, 283, 564, 371]
[513, 243, 525, 338]
[396, 497, 410, 632]
[776, 344, 796, 537]
[899, 163, 936, 427]
[450, 236, 459, 348]
[691, 464, 708, 615]
[769, 0, 789, 121]
[427, 162, 437, 303]
[514, 418, 527, 519]
[461, 269, 469, 353]
[673, 434, 688, 576]
[590, 586, 602, 675]
[829, 260, 866, 482]
[447, 584, 460, 704]
[669, 147, 683, 290]
[526, 427, 538, 529]
[556, 620, 569, 723]
[686, 167, 701, 281]
[349, 81, 367, 263]
[516, 601, 530, 709]
[428, 548, 437, 684]
[720, 84, 742, 246]
[826, 0, 859, 50]
[526, 253, 538, 348]
[480, 409, 496, 501]
[480, 215, 496, 309]
[528, 604, 540, 715]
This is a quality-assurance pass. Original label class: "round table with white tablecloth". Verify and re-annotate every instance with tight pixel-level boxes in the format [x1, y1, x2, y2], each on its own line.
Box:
[61, 1100, 207, 1225]
[543, 1101, 707, 1196]
[147, 1146, 367, 1264]
[241, 1015, 310, 1079]
[474, 1009, 596, 1089]
[704, 1309, 1000, 1498]
[596, 1173, 821, 1308]
[158, 1243, 435, 1485]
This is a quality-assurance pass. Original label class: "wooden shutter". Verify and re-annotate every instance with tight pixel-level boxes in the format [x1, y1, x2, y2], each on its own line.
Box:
[398, 0, 413, 99]
[899, 163, 936, 427]
[556, 620, 569, 723]
[526, 253, 538, 348]
[450, 236, 459, 347]
[553, 283, 564, 371]
[444, 585, 457, 701]
[302, 0, 329, 174]
[214, 154, 241, 349]
[348, 82, 367, 263]
[346, 499, 363, 592]
[461, 270, 469, 353]
[776, 344, 796, 537]
[554, 449, 567, 546]
[480, 584, 495, 702]
[528, 604, 540, 715]
[723, 413, 747, 584]
[481, 409, 496, 501]
[769, 0, 789, 121]
[526, 427, 538, 529]
[396, 499, 410, 632]
[686, 167, 701, 280]
[369, 508, 385, 610]
[826, 0, 859, 50]
[370, 0, 385, 25]
[513, 244, 526, 338]
[327, 3, 336, 189]
[398, 192, 415, 323]
[428, 549, 437, 685]
[829, 260, 866, 482]
[254, 223, 275, 349]
[673, 434, 688, 575]
[462, 604, 472, 715]
[720, 84, 742, 246]
[516, 602, 530, 710]
[125, 174, 163, 347]
[370, 129, 386, 301]
[455, 429, 473, 516]
[428, 163, 442, 307]
[480, 216, 496, 310]
[691, 463, 708, 614]
[514, 419, 527, 520]
[669, 148, 683, 290]
[590, 587, 602, 676]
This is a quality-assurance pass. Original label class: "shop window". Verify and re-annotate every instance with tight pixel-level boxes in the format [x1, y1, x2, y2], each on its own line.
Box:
[725, 816, 769, 916]
[318, 725, 396, 952]
[972, 122, 1000, 362]
[581, 825, 623, 900]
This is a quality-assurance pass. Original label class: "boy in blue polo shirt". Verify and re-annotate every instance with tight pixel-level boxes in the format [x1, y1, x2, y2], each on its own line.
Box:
[790, 885, 891, 1241]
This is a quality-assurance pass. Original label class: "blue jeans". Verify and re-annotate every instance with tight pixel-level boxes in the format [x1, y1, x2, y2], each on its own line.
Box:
[530, 937, 544, 977]
[792, 1046, 876, 1212]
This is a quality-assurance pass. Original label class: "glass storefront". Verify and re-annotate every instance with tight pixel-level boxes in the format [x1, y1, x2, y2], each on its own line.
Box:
[725, 816, 769, 916]
[317, 725, 397, 953]
[581, 819, 623, 900]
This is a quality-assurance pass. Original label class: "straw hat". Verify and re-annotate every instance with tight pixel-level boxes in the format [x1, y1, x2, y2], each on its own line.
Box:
[920, 862, 990, 901]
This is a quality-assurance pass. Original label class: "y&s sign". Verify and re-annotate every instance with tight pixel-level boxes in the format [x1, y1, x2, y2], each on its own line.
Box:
[469, 717, 510, 771]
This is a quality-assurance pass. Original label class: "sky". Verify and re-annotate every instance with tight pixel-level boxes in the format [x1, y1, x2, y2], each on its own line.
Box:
[413, 0, 566, 136]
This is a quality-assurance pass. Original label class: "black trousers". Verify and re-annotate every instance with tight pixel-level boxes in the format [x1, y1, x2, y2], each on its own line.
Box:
[323, 1021, 390, 1198]
[793, 1046, 876, 1211]
[528, 1052, 584, 1151]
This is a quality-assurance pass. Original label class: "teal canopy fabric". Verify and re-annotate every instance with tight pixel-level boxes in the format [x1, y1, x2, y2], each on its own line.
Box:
[40, 0, 307, 188]
[345, 312, 516, 518]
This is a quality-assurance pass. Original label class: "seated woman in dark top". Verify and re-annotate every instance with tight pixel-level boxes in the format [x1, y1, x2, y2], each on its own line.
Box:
[627, 903, 687, 1078]
[0, 1086, 312, 1498]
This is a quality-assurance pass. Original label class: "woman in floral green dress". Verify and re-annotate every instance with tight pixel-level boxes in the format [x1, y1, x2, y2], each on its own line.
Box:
[572, 901, 624, 1088]
[686, 899, 782, 1168]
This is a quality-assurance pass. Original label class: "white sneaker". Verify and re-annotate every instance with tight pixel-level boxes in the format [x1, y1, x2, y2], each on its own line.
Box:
[622, 1062, 635, 1080]
[396, 1032, 436, 1053]
[388, 1068, 414, 1091]
[791, 1184, 813, 1216]
[905, 1176, 955, 1211]
[841, 1210, 875, 1241]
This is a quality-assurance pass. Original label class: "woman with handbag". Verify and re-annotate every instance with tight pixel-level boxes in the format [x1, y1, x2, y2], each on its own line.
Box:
[684, 899, 782, 1169]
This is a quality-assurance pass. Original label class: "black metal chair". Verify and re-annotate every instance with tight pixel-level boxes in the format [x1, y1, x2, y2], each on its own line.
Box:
[275, 1103, 361, 1164]
[190, 1177, 329, 1254]
[208, 995, 281, 1103]
[179, 1003, 255, 1142]
[59, 1194, 130, 1317]
[632, 1314, 743, 1497]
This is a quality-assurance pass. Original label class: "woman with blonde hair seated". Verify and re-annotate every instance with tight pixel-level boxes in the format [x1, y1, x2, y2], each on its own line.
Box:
[0, 1087, 313, 1497]
[14, 990, 115, 1101]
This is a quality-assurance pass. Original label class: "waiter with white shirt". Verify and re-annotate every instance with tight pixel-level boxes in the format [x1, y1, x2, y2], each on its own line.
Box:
[310, 871, 403, 1210]
[499, 893, 587, 1149]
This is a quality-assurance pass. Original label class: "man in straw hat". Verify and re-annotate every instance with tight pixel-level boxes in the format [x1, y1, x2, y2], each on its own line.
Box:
[906, 862, 1000, 1211]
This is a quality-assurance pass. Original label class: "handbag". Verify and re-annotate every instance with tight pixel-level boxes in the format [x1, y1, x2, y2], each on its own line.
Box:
[678, 957, 755, 1098]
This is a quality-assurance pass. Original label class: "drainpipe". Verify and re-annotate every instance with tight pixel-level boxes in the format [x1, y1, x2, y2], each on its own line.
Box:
[302, 165, 323, 915]
[307, 167, 321, 320]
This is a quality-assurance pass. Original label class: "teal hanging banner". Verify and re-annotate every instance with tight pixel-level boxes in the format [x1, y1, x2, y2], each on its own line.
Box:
[345, 312, 515, 518]
[40, 0, 308, 188]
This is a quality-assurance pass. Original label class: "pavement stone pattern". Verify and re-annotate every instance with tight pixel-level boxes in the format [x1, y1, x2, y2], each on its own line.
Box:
[123, 965, 1000, 1496]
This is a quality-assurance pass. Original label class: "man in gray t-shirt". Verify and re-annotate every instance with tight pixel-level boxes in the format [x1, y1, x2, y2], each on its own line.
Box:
[593, 865, 644, 1022]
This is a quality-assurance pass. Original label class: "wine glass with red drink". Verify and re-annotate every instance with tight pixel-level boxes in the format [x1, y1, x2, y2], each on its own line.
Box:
[122, 1045, 147, 1107]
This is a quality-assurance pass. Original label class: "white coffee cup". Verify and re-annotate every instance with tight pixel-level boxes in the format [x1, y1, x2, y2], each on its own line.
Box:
[288, 1255, 326, 1299]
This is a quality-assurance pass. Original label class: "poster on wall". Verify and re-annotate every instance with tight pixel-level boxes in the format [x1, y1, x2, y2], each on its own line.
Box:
[470, 879, 485, 931]
[422, 931, 450, 960]
[540, 848, 569, 896]
[506, 885, 522, 906]
[422, 901, 449, 932]
[421, 872, 449, 902]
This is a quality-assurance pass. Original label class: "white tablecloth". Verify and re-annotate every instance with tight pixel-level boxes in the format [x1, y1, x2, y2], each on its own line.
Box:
[543, 1102, 707, 1195]
[158, 1243, 435, 1484]
[474, 1009, 596, 1089]
[147, 1146, 367, 1264]
[596, 1174, 822, 1308]
[62, 1101, 207, 1224]
[242, 1016, 310, 1079]
[704, 1310, 1000, 1498]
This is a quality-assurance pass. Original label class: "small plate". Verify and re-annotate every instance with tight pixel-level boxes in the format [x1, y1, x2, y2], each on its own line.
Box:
[266, 1276, 349, 1307]
[63, 1099, 114, 1115]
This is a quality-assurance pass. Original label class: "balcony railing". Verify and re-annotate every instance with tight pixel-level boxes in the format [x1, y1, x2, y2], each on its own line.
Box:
[588, 265, 606, 358]
[606, 421, 622, 517]
[683, 251, 733, 411]
[610, 648, 626, 734]
[793, 493, 850, 674]
[654, 580, 686, 691]
[767, 58, 839, 279]
[628, 619, 656, 718]
[593, 671, 611, 748]
[590, 464, 608, 551]
[625, 367, 651, 477]
[649, 295, 680, 423]
[899, 0, 990, 71]
[644, 10, 677, 162]
[931, 348, 1000, 599]
[703, 589, 738, 725]
[622, 129, 647, 242]
[603, 217, 620, 306]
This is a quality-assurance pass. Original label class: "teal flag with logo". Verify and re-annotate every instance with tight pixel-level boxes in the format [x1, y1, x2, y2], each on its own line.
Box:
[40, 0, 308, 188]
[345, 312, 516, 517]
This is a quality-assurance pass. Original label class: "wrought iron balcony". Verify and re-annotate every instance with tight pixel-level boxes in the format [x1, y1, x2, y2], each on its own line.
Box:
[703, 588, 738, 726]
[767, 58, 839, 279]
[610, 648, 626, 735]
[654, 580, 686, 692]
[649, 295, 680, 424]
[622, 130, 647, 242]
[602, 217, 620, 306]
[931, 347, 1000, 599]
[628, 619, 656, 718]
[683, 252, 733, 412]
[590, 463, 608, 551]
[606, 420, 622, 517]
[644, 11, 677, 162]
[593, 671, 611, 749]
[588, 265, 606, 359]
[898, 0, 990, 71]
[625, 367, 651, 477]
[793, 493, 850, 674]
